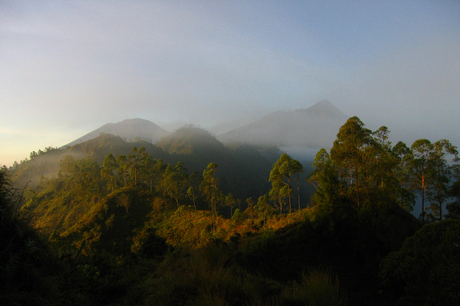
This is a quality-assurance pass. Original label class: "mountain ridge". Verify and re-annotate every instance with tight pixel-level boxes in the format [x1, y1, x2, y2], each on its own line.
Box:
[217, 100, 348, 149]
[65, 118, 170, 147]
[64, 100, 348, 155]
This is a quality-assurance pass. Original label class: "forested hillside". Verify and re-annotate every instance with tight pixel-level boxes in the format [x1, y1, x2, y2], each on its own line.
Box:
[2, 117, 460, 305]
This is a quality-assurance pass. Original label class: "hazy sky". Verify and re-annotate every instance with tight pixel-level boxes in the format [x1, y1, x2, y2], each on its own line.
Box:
[1, 0, 460, 166]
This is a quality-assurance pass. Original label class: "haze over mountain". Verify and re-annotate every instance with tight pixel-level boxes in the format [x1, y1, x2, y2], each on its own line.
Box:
[65, 118, 170, 147]
[218, 100, 348, 150]
[63, 100, 346, 163]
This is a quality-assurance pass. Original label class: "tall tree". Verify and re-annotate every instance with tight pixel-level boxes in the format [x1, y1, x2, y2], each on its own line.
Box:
[200, 163, 223, 231]
[225, 193, 237, 218]
[254, 194, 276, 229]
[127, 146, 146, 185]
[116, 155, 129, 186]
[330, 116, 373, 209]
[446, 179, 460, 219]
[392, 141, 416, 211]
[187, 171, 202, 210]
[311, 117, 415, 214]
[308, 149, 344, 217]
[425, 140, 458, 221]
[163, 162, 189, 209]
[269, 153, 303, 213]
[101, 153, 117, 193]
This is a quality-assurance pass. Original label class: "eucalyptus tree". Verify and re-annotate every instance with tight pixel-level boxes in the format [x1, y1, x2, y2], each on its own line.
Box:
[187, 171, 202, 210]
[409, 139, 433, 220]
[116, 155, 129, 186]
[392, 141, 416, 211]
[308, 148, 344, 216]
[101, 153, 118, 193]
[269, 166, 286, 213]
[269, 153, 303, 213]
[200, 163, 224, 231]
[139, 152, 156, 191]
[255, 194, 276, 229]
[127, 146, 146, 185]
[311, 117, 414, 214]
[163, 162, 189, 209]
[429, 139, 459, 220]
[329, 116, 374, 209]
[153, 158, 167, 192]
[246, 197, 255, 225]
[187, 187, 198, 210]
[410, 139, 459, 221]
[225, 193, 237, 218]
[446, 180, 460, 219]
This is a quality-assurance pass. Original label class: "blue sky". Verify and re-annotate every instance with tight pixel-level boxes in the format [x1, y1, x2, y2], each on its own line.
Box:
[1, 0, 460, 166]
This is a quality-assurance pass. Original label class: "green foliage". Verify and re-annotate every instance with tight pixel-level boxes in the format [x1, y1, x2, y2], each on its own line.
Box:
[269, 153, 304, 213]
[380, 219, 460, 305]
[409, 139, 459, 221]
[446, 179, 460, 219]
[0, 169, 92, 305]
[237, 203, 419, 305]
[7, 119, 460, 305]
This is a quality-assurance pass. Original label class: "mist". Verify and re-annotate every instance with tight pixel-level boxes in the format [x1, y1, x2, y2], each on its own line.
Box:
[1, 1, 460, 166]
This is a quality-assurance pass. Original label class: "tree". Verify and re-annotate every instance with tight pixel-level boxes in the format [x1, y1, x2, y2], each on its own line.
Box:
[101, 153, 117, 193]
[446, 179, 460, 219]
[425, 140, 458, 220]
[308, 149, 344, 217]
[127, 146, 146, 185]
[392, 141, 416, 211]
[291, 159, 304, 210]
[380, 219, 460, 305]
[410, 139, 458, 222]
[330, 116, 373, 209]
[245, 197, 255, 225]
[200, 163, 223, 231]
[139, 152, 157, 191]
[163, 162, 189, 209]
[269, 153, 303, 213]
[269, 166, 285, 214]
[310, 117, 415, 214]
[254, 194, 276, 229]
[187, 186, 198, 210]
[116, 155, 129, 186]
[225, 193, 237, 218]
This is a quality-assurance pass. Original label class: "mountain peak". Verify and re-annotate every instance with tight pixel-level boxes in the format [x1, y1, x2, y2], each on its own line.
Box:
[311, 99, 333, 108]
[218, 100, 348, 148]
[302, 100, 344, 115]
[157, 125, 225, 155]
[65, 118, 170, 147]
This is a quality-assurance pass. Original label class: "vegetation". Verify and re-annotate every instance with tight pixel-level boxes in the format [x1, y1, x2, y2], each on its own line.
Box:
[3, 119, 460, 305]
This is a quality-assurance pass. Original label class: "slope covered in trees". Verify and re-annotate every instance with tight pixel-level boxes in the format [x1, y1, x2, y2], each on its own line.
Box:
[3, 116, 460, 305]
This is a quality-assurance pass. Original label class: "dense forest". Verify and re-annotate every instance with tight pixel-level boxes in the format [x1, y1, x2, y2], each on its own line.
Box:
[2, 117, 460, 305]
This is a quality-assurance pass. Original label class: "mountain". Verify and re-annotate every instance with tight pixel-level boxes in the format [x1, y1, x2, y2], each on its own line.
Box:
[157, 125, 227, 156]
[156, 125, 274, 199]
[217, 100, 348, 150]
[65, 118, 170, 147]
[68, 133, 168, 163]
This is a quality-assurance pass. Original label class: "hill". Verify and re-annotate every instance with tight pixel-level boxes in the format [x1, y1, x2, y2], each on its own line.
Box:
[157, 125, 275, 200]
[68, 133, 168, 164]
[65, 118, 170, 147]
[217, 100, 348, 150]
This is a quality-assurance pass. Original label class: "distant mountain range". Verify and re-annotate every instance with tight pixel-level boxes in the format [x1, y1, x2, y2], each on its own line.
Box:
[65, 118, 170, 147]
[217, 100, 348, 148]
[65, 100, 348, 153]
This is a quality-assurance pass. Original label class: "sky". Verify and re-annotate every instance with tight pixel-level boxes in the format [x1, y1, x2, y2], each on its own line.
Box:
[1, 0, 460, 167]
